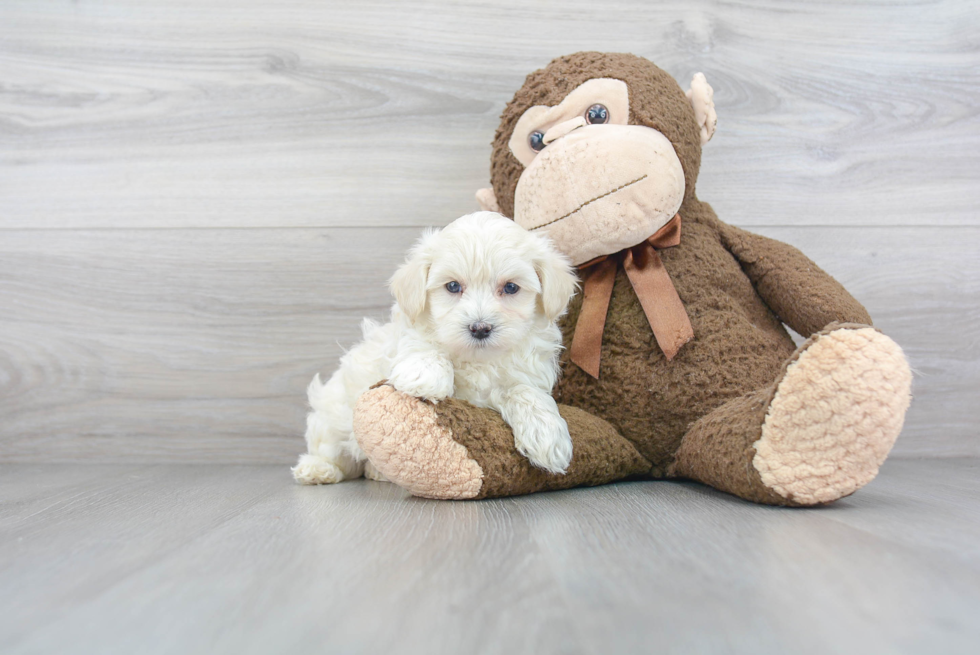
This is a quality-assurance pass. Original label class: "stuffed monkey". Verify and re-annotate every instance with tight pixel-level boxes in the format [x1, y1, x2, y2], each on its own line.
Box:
[353, 52, 912, 506]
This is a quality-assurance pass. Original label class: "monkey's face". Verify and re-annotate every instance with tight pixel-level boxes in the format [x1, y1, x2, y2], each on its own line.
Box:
[482, 53, 717, 267]
[508, 79, 686, 265]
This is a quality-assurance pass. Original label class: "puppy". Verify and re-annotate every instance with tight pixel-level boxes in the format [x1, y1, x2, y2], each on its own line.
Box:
[292, 211, 578, 485]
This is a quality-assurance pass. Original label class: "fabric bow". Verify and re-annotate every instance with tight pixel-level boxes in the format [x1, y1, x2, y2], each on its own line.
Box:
[569, 213, 694, 379]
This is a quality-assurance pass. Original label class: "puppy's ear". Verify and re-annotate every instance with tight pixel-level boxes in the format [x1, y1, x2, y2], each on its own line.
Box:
[533, 240, 578, 321]
[389, 231, 434, 323]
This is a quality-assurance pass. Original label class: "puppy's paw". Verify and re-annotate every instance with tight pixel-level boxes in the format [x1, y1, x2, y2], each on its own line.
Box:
[292, 454, 348, 485]
[388, 355, 454, 402]
[514, 412, 573, 475]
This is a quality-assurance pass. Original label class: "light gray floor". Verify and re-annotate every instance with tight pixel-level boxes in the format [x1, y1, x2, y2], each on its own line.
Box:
[2, 459, 978, 654]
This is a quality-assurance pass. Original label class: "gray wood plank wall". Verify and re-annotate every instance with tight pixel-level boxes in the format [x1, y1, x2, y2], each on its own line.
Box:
[2, 0, 977, 463]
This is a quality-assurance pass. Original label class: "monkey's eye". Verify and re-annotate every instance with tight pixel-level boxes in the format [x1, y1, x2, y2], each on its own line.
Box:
[528, 131, 546, 152]
[585, 104, 609, 125]
[446, 281, 462, 294]
[502, 282, 520, 295]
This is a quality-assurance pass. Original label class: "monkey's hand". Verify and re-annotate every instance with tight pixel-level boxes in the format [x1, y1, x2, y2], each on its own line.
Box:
[388, 353, 454, 402]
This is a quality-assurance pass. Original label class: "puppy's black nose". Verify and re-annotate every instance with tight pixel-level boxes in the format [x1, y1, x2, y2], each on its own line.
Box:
[469, 322, 493, 340]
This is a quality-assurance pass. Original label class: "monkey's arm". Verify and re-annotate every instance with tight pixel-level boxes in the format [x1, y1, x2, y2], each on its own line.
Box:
[717, 223, 871, 336]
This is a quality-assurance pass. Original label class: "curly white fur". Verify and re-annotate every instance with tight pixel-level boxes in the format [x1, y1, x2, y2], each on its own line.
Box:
[292, 211, 579, 485]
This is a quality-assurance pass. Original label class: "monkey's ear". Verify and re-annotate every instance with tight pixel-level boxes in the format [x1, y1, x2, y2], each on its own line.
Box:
[686, 72, 717, 145]
[475, 187, 500, 213]
[389, 232, 434, 323]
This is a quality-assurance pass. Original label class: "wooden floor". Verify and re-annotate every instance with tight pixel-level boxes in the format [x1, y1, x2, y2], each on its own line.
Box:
[2, 458, 978, 654]
[2, 3, 978, 653]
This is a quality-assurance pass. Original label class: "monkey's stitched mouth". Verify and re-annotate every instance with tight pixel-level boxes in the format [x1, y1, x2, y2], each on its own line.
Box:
[529, 174, 648, 231]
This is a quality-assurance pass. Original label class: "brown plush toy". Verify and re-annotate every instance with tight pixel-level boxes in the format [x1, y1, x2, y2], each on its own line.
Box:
[353, 52, 913, 506]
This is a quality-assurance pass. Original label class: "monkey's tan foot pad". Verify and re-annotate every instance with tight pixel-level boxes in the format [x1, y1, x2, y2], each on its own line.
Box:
[353, 385, 652, 500]
[353, 385, 484, 499]
[753, 326, 912, 505]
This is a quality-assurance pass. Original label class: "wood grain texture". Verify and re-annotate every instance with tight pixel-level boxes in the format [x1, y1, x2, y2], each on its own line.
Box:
[1, 226, 976, 462]
[0, 0, 977, 228]
[1, 459, 979, 654]
[0, 0, 977, 463]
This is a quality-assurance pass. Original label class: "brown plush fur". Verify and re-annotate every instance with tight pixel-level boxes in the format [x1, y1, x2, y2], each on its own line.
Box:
[492, 53, 875, 501]
[434, 400, 652, 499]
[357, 52, 908, 506]
[670, 385, 785, 504]
[553, 198, 872, 477]
[668, 322, 880, 506]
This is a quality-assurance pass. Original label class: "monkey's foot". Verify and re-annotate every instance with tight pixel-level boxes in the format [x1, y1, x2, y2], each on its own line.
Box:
[353, 386, 484, 499]
[353, 385, 651, 500]
[753, 325, 913, 505]
[672, 324, 912, 506]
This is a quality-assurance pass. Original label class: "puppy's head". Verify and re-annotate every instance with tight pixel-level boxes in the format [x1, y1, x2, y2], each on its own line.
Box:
[390, 211, 577, 359]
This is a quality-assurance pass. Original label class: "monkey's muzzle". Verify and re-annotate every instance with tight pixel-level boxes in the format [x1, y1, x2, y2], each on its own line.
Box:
[513, 124, 685, 266]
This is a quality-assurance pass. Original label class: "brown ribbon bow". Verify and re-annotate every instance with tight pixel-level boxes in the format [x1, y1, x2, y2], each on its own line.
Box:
[569, 213, 694, 379]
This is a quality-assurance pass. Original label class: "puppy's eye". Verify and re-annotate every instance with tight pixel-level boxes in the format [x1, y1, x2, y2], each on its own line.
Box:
[528, 131, 546, 152]
[502, 282, 520, 295]
[445, 281, 462, 294]
[585, 104, 609, 125]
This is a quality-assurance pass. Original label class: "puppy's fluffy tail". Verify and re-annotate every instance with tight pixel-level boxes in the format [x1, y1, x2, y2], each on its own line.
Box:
[306, 373, 328, 411]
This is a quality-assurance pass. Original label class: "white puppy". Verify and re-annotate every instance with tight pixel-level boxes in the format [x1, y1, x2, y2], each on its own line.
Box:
[292, 211, 578, 485]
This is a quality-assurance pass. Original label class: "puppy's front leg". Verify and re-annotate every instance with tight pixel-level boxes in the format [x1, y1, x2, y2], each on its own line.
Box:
[388, 349, 454, 402]
[492, 385, 572, 474]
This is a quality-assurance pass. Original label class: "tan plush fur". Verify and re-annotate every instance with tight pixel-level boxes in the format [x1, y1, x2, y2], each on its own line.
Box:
[353, 385, 484, 500]
[667, 323, 911, 505]
[490, 53, 705, 219]
[356, 384, 653, 500]
[754, 327, 912, 504]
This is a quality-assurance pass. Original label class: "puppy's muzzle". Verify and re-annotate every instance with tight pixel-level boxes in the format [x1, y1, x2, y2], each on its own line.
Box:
[469, 322, 493, 340]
